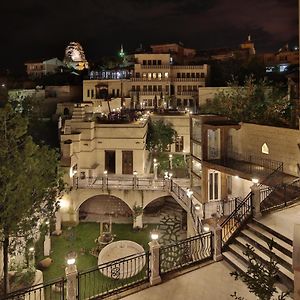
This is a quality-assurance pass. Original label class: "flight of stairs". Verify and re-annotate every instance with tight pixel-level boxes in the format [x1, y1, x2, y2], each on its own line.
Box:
[223, 219, 294, 294]
[261, 183, 300, 213]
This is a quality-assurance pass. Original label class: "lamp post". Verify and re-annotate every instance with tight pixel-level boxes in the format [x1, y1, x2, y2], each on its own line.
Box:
[103, 170, 108, 188]
[153, 159, 158, 181]
[28, 247, 35, 271]
[133, 170, 138, 189]
[65, 252, 78, 300]
[183, 150, 187, 164]
[148, 230, 161, 285]
[169, 154, 173, 170]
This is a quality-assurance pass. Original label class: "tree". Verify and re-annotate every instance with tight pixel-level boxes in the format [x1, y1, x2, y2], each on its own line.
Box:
[201, 76, 291, 127]
[230, 241, 288, 300]
[0, 104, 64, 295]
[146, 120, 177, 152]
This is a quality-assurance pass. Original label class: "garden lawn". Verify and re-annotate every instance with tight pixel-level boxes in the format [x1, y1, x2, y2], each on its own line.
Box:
[37, 223, 158, 282]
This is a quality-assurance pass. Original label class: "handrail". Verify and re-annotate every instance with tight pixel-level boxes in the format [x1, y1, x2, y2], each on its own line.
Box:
[220, 192, 253, 247]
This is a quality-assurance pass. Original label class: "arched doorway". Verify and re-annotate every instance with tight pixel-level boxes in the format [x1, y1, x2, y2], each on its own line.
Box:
[79, 195, 132, 223]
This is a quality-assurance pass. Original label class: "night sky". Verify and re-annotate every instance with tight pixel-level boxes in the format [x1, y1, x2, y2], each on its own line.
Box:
[1, 0, 298, 69]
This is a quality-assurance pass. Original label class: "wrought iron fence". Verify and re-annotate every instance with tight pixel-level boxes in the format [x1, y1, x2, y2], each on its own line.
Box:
[2, 277, 66, 300]
[77, 252, 150, 299]
[220, 192, 253, 248]
[227, 151, 283, 171]
[159, 232, 213, 275]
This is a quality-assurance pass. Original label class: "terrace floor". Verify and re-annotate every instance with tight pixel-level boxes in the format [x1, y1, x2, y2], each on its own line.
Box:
[258, 202, 300, 240]
[122, 261, 256, 300]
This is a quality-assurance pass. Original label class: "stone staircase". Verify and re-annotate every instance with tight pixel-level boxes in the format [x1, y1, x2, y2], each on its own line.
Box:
[223, 219, 294, 293]
[261, 182, 300, 213]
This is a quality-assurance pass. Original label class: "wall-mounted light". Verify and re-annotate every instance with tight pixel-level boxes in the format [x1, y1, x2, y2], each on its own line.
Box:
[252, 178, 259, 184]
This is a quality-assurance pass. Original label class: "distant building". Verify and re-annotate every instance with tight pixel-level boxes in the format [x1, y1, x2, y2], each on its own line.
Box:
[64, 42, 89, 71]
[24, 58, 64, 78]
[198, 35, 256, 62]
[84, 47, 209, 112]
[258, 44, 299, 73]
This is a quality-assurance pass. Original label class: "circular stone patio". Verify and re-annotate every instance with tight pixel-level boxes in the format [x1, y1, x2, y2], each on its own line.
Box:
[98, 240, 145, 279]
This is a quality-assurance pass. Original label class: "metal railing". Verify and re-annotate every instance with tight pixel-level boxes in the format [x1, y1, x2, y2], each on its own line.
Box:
[170, 180, 190, 208]
[227, 150, 283, 171]
[260, 178, 300, 213]
[220, 192, 253, 248]
[76, 176, 166, 190]
[159, 232, 213, 275]
[77, 252, 150, 300]
[2, 277, 66, 300]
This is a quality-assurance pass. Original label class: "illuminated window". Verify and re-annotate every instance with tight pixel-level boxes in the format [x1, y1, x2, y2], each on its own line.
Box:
[148, 73, 152, 80]
[158, 73, 162, 80]
[164, 72, 169, 78]
[153, 73, 157, 79]
[262, 143, 269, 154]
[142, 73, 147, 78]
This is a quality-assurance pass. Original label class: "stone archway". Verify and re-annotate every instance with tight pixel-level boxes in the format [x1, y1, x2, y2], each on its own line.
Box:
[79, 195, 133, 223]
[143, 196, 187, 245]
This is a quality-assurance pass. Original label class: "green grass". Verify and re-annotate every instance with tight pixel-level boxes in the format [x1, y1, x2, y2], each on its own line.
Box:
[36, 223, 158, 282]
[152, 152, 189, 177]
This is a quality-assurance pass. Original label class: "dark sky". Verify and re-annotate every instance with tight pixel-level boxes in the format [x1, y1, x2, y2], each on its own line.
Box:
[1, 0, 298, 69]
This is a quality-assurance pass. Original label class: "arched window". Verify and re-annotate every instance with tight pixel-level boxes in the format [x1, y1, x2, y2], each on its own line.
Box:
[262, 143, 269, 155]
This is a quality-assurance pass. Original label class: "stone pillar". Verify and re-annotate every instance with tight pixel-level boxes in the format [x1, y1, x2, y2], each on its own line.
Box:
[133, 214, 143, 229]
[44, 234, 51, 257]
[148, 240, 161, 286]
[293, 224, 300, 300]
[251, 184, 261, 219]
[65, 264, 78, 300]
[213, 225, 222, 261]
[53, 211, 62, 235]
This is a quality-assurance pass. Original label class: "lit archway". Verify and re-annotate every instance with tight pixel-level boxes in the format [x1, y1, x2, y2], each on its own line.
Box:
[79, 195, 132, 222]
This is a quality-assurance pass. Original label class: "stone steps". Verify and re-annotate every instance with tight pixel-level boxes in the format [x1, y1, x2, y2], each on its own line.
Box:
[223, 220, 294, 292]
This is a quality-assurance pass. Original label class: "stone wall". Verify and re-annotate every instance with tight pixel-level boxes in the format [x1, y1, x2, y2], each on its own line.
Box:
[230, 123, 300, 176]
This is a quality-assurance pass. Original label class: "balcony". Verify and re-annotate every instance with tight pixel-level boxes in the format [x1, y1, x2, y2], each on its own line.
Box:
[130, 91, 165, 96]
[131, 78, 170, 82]
[203, 149, 293, 186]
[173, 78, 205, 82]
[177, 91, 198, 96]
[138, 64, 171, 69]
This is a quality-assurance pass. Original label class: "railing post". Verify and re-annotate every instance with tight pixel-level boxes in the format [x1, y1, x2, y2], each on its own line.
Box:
[213, 226, 222, 261]
[251, 184, 261, 219]
[148, 240, 161, 286]
[65, 263, 78, 300]
[293, 224, 300, 300]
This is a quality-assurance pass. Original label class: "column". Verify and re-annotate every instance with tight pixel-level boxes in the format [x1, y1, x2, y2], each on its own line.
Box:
[251, 184, 261, 219]
[293, 224, 300, 300]
[54, 211, 62, 235]
[44, 234, 51, 257]
[213, 225, 222, 261]
[148, 240, 161, 285]
[65, 264, 78, 300]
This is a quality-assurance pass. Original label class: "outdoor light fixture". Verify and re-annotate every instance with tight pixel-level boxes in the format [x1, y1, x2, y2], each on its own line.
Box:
[153, 158, 157, 163]
[195, 204, 201, 211]
[252, 178, 259, 184]
[66, 251, 77, 265]
[169, 154, 173, 159]
[45, 220, 50, 225]
[103, 170, 108, 175]
[150, 230, 159, 241]
[168, 172, 173, 178]
[29, 247, 34, 252]
[186, 188, 193, 198]
[203, 224, 210, 232]
[133, 170, 138, 176]
[234, 175, 239, 179]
